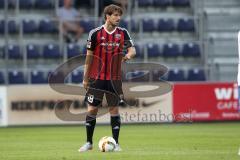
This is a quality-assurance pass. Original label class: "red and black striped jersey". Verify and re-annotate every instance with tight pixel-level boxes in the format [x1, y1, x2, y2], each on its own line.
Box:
[86, 25, 134, 80]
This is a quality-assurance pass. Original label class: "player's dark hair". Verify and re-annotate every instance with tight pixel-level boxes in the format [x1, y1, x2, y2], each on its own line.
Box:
[103, 4, 123, 21]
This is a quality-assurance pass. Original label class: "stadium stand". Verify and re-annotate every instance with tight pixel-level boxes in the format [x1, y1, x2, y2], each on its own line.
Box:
[1, 0, 239, 84]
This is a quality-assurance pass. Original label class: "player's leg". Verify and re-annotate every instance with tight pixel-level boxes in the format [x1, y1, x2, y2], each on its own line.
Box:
[86, 105, 98, 145]
[109, 106, 121, 144]
[106, 80, 123, 151]
[79, 106, 99, 152]
[79, 79, 104, 152]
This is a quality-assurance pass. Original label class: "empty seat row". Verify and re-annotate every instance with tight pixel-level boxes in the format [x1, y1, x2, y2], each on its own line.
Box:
[141, 18, 195, 32]
[146, 68, 205, 82]
[137, 0, 190, 7]
[0, 19, 101, 34]
[0, 68, 206, 85]
[0, 44, 86, 59]
[0, 17, 195, 34]
[0, 42, 200, 59]
[165, 68, 206, 81]
[0, 19, 58, 34]
[121, 68, 206, 82]
[0, 0, 57, 9]
[135, 43, 201, 58]
[0, 70, 84, 84]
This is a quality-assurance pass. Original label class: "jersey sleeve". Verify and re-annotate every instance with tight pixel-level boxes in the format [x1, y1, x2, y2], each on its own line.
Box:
[123, 29, 134, 49]
[86, 29, 97, 51]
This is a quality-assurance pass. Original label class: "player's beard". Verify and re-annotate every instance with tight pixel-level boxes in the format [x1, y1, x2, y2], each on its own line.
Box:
[110, 20, 119, 28]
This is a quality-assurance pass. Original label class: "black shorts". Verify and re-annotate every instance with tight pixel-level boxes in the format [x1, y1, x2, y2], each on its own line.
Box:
[85, 79, 123, 107]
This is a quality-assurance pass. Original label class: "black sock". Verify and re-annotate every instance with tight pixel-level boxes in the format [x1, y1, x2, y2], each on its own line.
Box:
[86, 114, 96, 144]
[111, 115, 121, 144]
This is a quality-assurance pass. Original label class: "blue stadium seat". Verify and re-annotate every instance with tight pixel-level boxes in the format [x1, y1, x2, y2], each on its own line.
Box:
[172, 0, 190, 7]
[0, 0, 4, 8]
[31, 70, 47, 84]
[119, 19, 128, 29]
[43, 44, 62, 59]
[177, 18, 195, 32]
[142, 19, 155, 32]
[131, 20, 139, 32]
[8, 70, 26, 84]
[72, 70, 83, 83]
[59, 0, 64, 7]
[137, 0, 153, 7]
[67, 43, 80, 58]
[0, 20, 4, 34]
[80, 19, 96, 33]
[27, 44, 41, 59]
[158, 18, 175, 32]
[0, 71, 5, 84]
[35, 0, 53, 9]
[162, 43, 180, 57]
[7, 44, 22, 59]
[39, 19, 58, 33]
[8, 20, 18, 34]
[0, 46, 4, 58]
[187, 69, 206, 81]
[153, 0, 171, 7]
[134, 44, 144, 58]
[8, 0, 16, 8]
[182, 43, 200, 57]
[147, 43, 161, 57]
[19, 0, 33, 9]
[23, 19, 38, 34]
[0, 20, 18, 34]
[120, 20, 138, 32]
[167, 69, 185, 81]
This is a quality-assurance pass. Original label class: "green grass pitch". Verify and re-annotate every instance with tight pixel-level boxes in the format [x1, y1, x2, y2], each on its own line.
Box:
[0, 123, 240, 160]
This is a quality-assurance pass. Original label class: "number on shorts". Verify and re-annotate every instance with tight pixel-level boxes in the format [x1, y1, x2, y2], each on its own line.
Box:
[88, 95, 94, 103]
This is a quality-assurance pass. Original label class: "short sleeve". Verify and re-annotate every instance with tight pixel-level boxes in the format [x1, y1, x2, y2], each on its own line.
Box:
[72, 9, 80, 17]
[86, 29, 97, 51]
[123, 29, 134, 49]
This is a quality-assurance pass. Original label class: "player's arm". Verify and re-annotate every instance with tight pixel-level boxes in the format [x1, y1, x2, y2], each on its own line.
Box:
[122, 29, 136, 62]
[123, 46, 136, 61]
[83, 29, 96, 89]
[83, 49, 93, 89]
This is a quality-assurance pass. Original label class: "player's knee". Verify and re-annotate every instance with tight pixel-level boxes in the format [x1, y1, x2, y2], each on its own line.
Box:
[109, 107, 119, 115]
[88, 106, 98, 115]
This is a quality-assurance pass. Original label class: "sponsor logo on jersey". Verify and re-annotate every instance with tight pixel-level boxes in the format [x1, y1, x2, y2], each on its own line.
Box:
[115, 34, 121, 39]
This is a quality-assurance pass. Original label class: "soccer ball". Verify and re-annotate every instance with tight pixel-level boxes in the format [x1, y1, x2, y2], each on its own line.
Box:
[98, 136, 116, 152]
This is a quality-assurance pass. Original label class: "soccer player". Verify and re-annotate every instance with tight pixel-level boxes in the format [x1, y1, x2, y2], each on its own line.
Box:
[78, 4, 136, 152]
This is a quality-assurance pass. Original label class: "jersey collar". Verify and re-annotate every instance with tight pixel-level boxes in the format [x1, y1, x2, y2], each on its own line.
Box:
[103, 25, 117, 34]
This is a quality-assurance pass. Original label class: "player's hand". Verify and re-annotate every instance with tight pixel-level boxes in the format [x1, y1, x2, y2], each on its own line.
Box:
[83, 80, 89, 90]
[122, 55, 131, 62]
